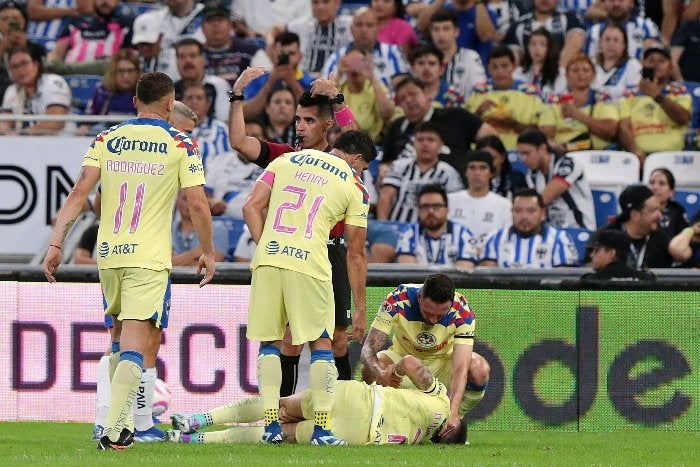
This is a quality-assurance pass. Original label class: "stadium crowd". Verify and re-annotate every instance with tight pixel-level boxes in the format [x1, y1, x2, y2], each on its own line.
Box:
[6, 0, 700, 270]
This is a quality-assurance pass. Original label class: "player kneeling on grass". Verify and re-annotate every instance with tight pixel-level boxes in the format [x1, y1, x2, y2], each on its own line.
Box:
[361, 273, 491, 444]
[169, 355, 466, 445]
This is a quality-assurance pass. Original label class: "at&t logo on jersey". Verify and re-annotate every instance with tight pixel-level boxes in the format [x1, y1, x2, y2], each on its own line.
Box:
[98, 241, 139, 258]
[265, 241, 311, 260]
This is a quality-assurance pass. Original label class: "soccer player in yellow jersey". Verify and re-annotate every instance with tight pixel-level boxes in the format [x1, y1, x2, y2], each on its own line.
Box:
[618, 45, 692, 166]
[169, 355, 466, 445]
[242, 130, 374, 445]
[467, 45, 544, 150]
[43, 72, 216, 451]
[361, 273, 490, 443]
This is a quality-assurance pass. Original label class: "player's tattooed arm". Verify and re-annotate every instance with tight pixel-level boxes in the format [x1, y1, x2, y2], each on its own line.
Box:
[360, 327, 390, 380]
[395, 356, 435, 392]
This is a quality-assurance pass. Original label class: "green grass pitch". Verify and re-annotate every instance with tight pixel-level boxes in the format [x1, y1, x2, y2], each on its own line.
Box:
[1, 423, 699, 466]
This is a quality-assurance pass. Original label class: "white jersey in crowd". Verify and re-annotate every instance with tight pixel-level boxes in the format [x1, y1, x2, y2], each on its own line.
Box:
[593, 58, 642, 101]
[233, 226, 256, 261]
[192, 117, 232, 169]
[204, 151, 264, 219]
[586, 16, 660, 61]
[26, 0, 74, 49]
[322, 41, 409, 90]
[145, 4, 206, 81]
[481, 224, 579, 268]
[525, 153, 596, 231]
[2, 73, 72, 131]
[287, 15, 353, 74]
[231, 0, 311, 36]
[396, 220, 477, 266]
[445, 48, 486, 98]
[447, 190, 512, 251]
[382, 159, 464, 223]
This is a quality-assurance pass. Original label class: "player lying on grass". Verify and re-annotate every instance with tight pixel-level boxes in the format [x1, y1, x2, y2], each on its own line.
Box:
[168, 355, 466, 445]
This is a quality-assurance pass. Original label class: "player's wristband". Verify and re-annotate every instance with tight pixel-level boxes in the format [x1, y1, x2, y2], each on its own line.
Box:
[49, 244, 62, 250]
[334, 106, 355, 127]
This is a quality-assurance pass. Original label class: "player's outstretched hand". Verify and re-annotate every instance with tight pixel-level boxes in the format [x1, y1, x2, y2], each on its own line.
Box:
[232, 67, 267, 95]
[439, 412, 461, 438]
[310, 73, 340, 99]
[350, 307, 366, 342]
[197, 253, 216, 287]
[377, 363, 402, 388]
[43, 247, 62, 283]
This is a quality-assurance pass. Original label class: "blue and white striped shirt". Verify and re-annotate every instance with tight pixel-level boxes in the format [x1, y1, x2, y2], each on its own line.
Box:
[26, 0, 74, 51]
[397, 220, 477, 266]
[321, 41, 409, 90]
[481, 224, 579, 268]
[586, 16, 660, 61]
[192, 117, 231, 170]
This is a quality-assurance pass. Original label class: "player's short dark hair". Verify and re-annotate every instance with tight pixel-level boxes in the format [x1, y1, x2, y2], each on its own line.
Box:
[136, 72, 175, 105]
[430, 8, 458, 27]
[175, 37, 204, 55]
[417, 183, 448, 207]
[513, 187, 545, 208]
[488, 44, 515, 64]
[394, 75, 426, 94]
[297, 91, 335, 120]
[274, 30, 300, 47]
[435, 419, 467, 445]
[332, 130, 377, 163]
[414, 121, 443, 141]
[409, 44, 444, 65]
[421, 273, 455, 304]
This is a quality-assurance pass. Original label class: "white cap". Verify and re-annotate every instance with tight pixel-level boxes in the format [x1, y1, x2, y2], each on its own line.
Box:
[132, 12, 162, 45]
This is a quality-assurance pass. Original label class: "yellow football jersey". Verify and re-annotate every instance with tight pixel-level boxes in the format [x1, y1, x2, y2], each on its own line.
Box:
[251, 149, 369, 281]
[83, 118, 204, 271]
[370, 284, 476, 363]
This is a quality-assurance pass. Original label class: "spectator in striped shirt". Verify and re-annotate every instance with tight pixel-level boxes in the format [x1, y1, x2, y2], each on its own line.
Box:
[377, 121, 464, 223]
[480, 188, 579, 268]
[180, 82, 231, 169]
[396, 183, 477, 269]
[428, 8, 485, 99]
[585, 0, 660, 61]
[47, 0, 133, 75]
[408, 44, 466, 108]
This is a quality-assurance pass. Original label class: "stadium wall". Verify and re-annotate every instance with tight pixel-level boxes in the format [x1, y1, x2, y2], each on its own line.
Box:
[1, 266, 698, 431]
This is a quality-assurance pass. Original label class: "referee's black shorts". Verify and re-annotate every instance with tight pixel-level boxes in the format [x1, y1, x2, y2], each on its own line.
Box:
[328, 237, 351, 328]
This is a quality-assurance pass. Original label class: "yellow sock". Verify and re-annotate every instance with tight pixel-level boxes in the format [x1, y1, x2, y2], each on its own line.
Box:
[108, 351, 120, 380]
[309, 358, 337, 430]
[210, 396, 263, 424]
[257, 352, 281, 424]
[104, 360, 141, 442]
[458, 389, 486, 417]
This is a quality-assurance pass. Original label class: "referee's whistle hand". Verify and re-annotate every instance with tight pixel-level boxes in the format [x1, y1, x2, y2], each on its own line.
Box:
[197, 253, 216, 287]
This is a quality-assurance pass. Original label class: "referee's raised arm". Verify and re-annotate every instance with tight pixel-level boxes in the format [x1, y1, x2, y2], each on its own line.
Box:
[229, 67, 267, 161]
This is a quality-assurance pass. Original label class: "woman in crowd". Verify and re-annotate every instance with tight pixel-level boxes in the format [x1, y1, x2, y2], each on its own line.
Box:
[593, 22, 641, 101]
[475, 134, 527, 200]
[78, 49, 139, 135]
[647, 167, 689, 238]
[0, 45, 70, 135]
[512, 28, 566, 101]
[540, 53, 619, 152]
[260, 87, 296, 146]
[371, 0, 417, 56]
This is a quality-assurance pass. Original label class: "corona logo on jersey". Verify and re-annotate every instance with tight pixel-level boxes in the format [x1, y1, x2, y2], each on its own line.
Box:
[288, 153, 350, 181]
[106, 136, 168, 156]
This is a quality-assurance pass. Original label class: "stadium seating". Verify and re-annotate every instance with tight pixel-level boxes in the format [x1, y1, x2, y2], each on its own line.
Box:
[214, 216, 247, 262]
[567, 150, 640, 227]
[63, 74, 103, 113]
[562, 227, 591, 266]
[507, 150, 529, 175]
[643, 151, 700, 220]
[682, 81, 700, 149]
[115, 2, 157, 18]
